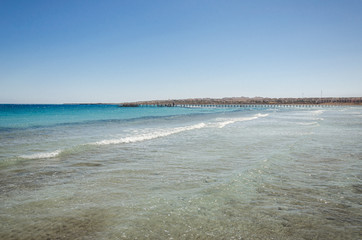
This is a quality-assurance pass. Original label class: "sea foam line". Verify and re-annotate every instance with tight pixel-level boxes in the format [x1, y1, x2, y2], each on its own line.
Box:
[16, 123, 207, 159]
[19, 150, 62, 160]
[93, 122, 206, 146]
[15, 114, 266, 159]
[311, 110, 325, 115]
[297, 121, 319, 126]
[217, 113, 269, 128]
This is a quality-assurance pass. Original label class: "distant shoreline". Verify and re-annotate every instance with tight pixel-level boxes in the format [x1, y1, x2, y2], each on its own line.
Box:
[119, 97, 362, 107]
[2, 97, 361, 106]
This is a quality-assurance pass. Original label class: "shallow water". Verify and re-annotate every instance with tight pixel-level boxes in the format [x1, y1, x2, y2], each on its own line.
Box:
[0, 105, 361, 239]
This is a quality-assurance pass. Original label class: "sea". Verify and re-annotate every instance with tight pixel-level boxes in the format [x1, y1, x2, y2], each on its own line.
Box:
[0, 104, 361, 240]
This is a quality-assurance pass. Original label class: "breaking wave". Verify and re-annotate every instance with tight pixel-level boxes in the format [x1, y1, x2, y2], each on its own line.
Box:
[216, 113, 269, 128]
[297, 121, 319, 126]
[19, 150, 62, 160]
[92, 123, 207, 145]
[311, 110, 325, 115]
[14, 113, 268, 160]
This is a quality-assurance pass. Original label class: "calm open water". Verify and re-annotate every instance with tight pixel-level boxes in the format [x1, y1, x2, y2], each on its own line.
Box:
[0, 104, 361, 239]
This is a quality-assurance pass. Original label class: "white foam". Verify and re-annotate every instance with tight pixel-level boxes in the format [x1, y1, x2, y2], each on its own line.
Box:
[217, 120, 237, 128]
[217, 113, 269, 128]
[311, 110, 325, 115]
[94, 123, 206, 146]
[19, 150, 62, 159]
[297, 122, 319, 126]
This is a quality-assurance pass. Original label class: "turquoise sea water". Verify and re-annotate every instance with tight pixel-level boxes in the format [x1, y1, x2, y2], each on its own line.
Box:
[0, 104, 361, 239]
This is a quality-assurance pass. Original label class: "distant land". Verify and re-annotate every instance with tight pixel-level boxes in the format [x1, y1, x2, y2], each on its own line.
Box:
[118, 97, 362, 107]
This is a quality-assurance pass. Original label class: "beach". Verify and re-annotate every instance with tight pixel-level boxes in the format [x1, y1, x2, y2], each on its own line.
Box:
[0, 104, 361, 239]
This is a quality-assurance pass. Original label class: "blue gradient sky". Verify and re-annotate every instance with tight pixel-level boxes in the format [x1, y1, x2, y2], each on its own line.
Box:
[1, 0, 361, 103]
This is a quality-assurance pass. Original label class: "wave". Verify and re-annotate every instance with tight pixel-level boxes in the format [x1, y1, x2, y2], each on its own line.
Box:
[297, 121, 319, 126]
[19, 150, 62, 160]
[216, 113, 269, 128]
[311, 110, 325, 115]
[93, 123, 206, 145]
[95, 113, 268, 145]
[13, 113, 267, 160]
[14, 123, 207, 160]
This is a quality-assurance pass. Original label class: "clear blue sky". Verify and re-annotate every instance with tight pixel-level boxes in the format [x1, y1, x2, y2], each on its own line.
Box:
[1, 0, 361, 103]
